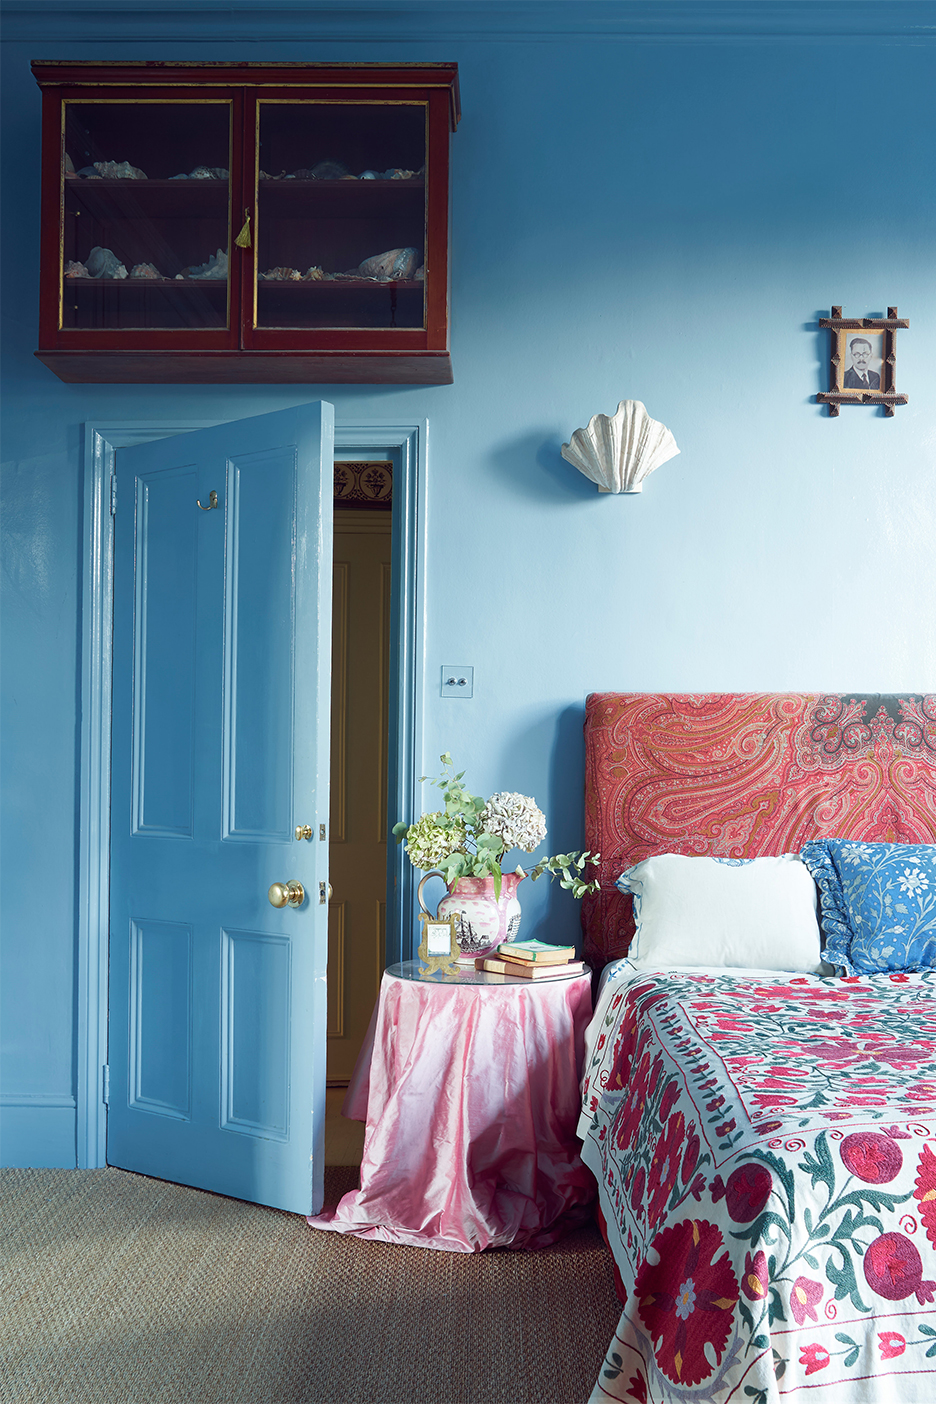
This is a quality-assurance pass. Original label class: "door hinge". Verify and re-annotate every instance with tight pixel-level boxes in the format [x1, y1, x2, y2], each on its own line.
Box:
[110, 473, 117, 515]
[102, 1064, 110, 1105]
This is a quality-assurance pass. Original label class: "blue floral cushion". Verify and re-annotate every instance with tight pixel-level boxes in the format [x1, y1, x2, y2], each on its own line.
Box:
[800, 839, 936, 974]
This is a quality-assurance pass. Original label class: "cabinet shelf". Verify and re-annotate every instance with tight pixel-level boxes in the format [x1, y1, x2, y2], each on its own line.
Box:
[66, 278, 227, 289]
[66, 178, 230, 220]
[34, 61, 458, 383]
[258, 278, 422, 291]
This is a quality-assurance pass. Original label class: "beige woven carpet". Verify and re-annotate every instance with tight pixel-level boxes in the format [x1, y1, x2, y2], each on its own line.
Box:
[1, 1165, 623, 1404]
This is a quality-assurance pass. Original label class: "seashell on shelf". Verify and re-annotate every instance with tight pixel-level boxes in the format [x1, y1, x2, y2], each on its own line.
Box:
[171, 166, 228, 180]
[85, 246, 128, 279]
[356, 247, 420, 280]
[64, 259, 88, 278]
[560, 400, 679, 493]
[93, 159, 147, 180]
[181, 249, 228, 280]
[130, 262, 161, 279]
[309, 159, 350, 180]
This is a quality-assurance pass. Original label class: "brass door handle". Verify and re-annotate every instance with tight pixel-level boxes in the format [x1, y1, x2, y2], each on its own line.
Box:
[268, 880, 305, 908]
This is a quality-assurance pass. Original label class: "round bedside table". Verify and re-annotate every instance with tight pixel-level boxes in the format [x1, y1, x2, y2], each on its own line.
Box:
[307, 958, 596, 1251]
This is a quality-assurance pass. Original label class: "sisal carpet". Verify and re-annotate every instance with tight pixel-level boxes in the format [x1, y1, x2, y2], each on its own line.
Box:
[0, 1165, 622, 1404]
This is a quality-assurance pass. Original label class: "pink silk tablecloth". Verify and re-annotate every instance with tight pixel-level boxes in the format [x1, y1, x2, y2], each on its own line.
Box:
[307, 965, 597, 1252]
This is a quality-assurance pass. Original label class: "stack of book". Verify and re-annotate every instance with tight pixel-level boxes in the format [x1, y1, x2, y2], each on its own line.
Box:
[475, 938, 585, 979]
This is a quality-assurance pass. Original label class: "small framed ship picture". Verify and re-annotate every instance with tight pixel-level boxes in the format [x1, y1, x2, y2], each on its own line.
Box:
[417, 912, 460, 975]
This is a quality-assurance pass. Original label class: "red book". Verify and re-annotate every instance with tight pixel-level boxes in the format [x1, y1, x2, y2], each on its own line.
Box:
[476, 957, 585, 980]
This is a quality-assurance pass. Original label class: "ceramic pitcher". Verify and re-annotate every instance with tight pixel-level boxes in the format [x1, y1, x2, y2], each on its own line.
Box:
[417, 871, 524, 963]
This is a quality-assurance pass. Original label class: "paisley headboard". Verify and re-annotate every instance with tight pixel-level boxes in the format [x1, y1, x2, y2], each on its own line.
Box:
[581, 693, 936, 971]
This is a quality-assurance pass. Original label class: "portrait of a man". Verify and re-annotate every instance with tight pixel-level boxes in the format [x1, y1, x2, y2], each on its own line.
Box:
[843, 333, 882, 390]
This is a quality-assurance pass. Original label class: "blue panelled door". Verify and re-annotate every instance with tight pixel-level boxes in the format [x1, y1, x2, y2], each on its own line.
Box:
[108, 404, 334, 1214]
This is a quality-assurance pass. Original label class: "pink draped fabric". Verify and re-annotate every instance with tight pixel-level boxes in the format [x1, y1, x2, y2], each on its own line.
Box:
[308, 967, 597, 1252]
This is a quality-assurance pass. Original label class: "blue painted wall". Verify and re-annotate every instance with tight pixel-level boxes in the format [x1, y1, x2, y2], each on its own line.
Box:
[3, 2, 935, 1164]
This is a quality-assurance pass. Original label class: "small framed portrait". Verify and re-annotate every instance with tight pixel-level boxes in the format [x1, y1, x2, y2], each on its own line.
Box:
[838, 329, 885, 395]
[417, 912, 459, 975]
[817, 307, 908, 416]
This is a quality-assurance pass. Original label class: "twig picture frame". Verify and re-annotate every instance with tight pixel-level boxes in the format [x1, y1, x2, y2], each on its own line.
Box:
[817, 306, 909, 416]
[417, 912, 460, 975]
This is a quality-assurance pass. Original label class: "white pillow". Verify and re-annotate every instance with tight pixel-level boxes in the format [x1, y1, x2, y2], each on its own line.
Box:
[615, 853, 824, 973]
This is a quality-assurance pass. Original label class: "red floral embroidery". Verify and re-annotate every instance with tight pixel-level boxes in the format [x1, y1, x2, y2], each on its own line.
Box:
[647, 1112, 687, 1228]
[913, 1144, 936, 1251]
[711, 1162, 773, 1222]
[630, 1165, 646, 1214]
[879, 1331, 907, 1359]
[681, 1131, 700, 1184]
[615, 1072, 649, 1153]
[789, 1276, 823, 1324]
[636, 1219, 738, 1386]
[626, 1371, 648, 1404]
[799, 1343, 831, 1375]
[864, 1232, 936, 1304]
[840, 1132, 903, 1184]
[659, 1079, 680, 1123]
[742, 1250, 769, 1301]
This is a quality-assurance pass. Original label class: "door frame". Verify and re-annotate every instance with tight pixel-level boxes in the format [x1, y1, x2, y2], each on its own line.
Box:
[78, 415, 427, 1169]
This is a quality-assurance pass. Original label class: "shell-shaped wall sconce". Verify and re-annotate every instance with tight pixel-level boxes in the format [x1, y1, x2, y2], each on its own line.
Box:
[560, 400, 679, 493]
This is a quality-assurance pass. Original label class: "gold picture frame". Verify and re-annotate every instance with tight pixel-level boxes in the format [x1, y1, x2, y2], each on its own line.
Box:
[417, 912, 460, 975]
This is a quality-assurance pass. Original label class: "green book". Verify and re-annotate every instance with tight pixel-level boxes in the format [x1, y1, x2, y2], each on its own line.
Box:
[496, 938, 577, 964]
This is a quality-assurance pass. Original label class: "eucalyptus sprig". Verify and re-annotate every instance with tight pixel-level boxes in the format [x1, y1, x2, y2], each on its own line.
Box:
[528, 851, 602, 901]
[393, 753, 601, 900]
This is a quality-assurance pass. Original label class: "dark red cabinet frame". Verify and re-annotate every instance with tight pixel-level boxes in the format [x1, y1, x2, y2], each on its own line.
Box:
[33, 61, 459, 384]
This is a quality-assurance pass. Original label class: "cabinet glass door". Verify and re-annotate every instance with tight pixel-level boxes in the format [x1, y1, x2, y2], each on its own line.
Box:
[62, 102, 232, 330]
[255, 102, 426, 331]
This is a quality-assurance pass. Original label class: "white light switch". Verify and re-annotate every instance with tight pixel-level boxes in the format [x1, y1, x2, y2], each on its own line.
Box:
[441, 666, 474, 698]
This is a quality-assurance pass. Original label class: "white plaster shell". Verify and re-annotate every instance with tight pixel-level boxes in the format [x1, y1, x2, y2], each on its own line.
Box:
[560, 400, 679, 493]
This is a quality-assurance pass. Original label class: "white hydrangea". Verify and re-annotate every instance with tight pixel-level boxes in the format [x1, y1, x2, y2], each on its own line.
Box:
[403, 811, 466, 869]
[479, 792, 547, 854]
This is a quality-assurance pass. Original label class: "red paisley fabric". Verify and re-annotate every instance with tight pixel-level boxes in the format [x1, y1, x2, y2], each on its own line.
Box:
[582, 693, 936, 970]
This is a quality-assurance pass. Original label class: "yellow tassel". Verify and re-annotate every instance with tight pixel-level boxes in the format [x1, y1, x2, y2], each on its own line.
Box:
[234, 212, 251, 249]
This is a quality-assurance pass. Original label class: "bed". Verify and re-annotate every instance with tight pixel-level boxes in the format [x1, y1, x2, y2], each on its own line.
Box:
[578, 693, 936, 1403]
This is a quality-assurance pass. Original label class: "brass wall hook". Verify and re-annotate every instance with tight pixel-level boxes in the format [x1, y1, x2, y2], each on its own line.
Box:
[197, 491, 219, 510]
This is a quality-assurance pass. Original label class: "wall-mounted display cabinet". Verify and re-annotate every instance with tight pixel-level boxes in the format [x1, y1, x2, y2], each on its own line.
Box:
[32, 61, 460, 383]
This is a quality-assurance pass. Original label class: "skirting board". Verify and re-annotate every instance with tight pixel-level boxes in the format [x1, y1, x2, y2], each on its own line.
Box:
[0, 1097, 77, 1168]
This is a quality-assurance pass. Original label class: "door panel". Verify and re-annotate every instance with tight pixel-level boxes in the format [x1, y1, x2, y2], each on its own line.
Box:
[223, 447, 299, 841]
[132, 464, 199, 837]
[109, 403, 334, 1214]
[129, 918, 192, 1119]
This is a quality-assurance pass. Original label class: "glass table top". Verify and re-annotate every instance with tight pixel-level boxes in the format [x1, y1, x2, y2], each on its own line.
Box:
[386, 959, 591, 986]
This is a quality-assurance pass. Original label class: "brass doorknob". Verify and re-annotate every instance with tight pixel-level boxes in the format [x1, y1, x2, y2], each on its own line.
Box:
[268, 880, 305, 908]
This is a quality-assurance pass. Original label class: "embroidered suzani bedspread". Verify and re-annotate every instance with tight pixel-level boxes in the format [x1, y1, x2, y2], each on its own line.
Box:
[579, 965, 936, 1403]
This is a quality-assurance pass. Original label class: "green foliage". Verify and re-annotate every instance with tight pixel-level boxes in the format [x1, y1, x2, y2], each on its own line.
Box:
[835, 1334, 861, 1369]
[826, 1243, 872, 1314]
[393, 753, 601, 897]
[528, 849, 602, 900]
[799, 1132, 836, 1197]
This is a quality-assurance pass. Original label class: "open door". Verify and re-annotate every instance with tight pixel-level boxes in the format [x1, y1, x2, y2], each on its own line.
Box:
[107, 403, 334, 1215]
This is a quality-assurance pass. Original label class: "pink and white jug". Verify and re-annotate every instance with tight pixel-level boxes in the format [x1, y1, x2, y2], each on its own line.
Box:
[417, 871, 523, 963]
